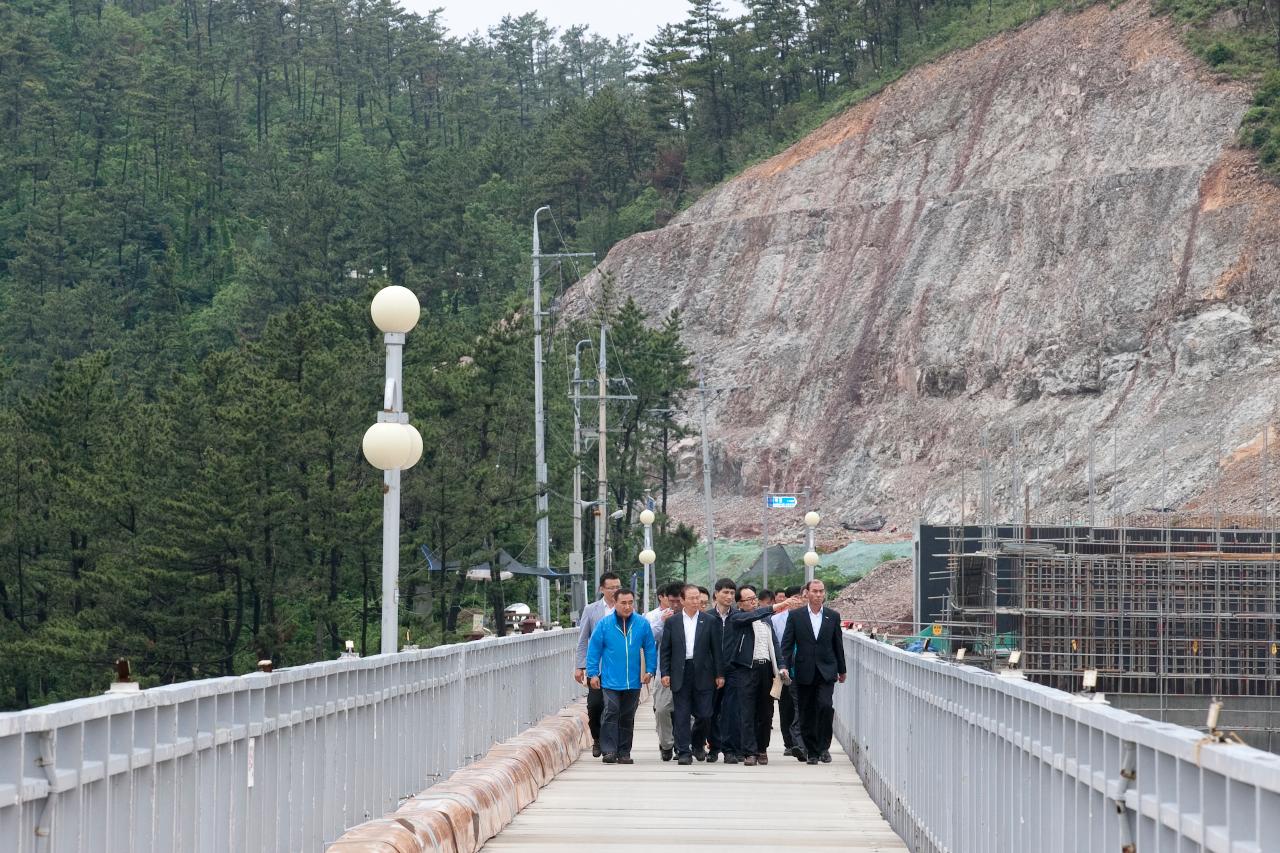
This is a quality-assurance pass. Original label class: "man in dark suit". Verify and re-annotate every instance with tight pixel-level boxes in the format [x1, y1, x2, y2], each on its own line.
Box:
[722, 585, 804, 764]
[660, 584, 725, 765]
[780, 578, 847, 764]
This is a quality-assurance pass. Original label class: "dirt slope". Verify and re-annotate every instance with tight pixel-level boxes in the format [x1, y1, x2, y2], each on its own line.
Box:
[572, 1, 1280, 537]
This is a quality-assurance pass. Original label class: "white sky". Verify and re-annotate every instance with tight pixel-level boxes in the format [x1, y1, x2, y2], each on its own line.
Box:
[403, 1, 747, 42]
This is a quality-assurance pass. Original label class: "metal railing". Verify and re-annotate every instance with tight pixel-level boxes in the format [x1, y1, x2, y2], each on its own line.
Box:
[0, 630, 581, 853]
[834, 632, 1280, 853]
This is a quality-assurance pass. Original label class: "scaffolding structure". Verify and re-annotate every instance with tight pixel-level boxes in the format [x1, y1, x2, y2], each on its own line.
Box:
[937, 517, 1280, 698]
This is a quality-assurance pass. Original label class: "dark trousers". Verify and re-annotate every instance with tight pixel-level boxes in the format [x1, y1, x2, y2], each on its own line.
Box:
[720, 665, 749, 756]
[600, 688, 640, 757]
[796, 679, 836, 757]
[779, 681, 802, 749]
[749, 661, 775, 754]
[587, 685, 604, 744]
[727, 661, 774, 756]
[672, 660, 715, 756]
[699, 683, 726, 753]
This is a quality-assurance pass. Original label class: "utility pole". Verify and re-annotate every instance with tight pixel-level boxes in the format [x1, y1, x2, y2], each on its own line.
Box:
[532, 207, 551, 625]
[531, 207, 594, 625]
[570, 339, 592, 619]
[596, 320, 608, 589]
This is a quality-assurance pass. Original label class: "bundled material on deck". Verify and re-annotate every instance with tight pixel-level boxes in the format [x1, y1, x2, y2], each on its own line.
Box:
[328, 703, 591, 852]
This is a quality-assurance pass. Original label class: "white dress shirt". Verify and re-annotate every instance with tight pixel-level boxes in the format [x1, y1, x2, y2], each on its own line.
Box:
[683, 611, 698, 659]
[809, 606, 823, 639]
[751, 620, 772, 661]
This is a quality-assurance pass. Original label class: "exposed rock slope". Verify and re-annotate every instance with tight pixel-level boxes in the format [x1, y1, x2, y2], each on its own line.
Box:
[576, 1, 1280, 536]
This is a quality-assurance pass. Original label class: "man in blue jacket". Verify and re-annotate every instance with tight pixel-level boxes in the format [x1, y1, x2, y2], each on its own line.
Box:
[586, 587, 657, 764]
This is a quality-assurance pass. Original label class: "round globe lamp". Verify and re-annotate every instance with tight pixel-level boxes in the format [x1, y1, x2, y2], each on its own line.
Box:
[363, 422, 412, 470]
[370, 285, 421, 334]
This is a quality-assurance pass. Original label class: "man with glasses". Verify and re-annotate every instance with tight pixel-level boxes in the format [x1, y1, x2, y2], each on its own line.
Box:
[722, 584, 804, 764]
[575, 572, 622, 757]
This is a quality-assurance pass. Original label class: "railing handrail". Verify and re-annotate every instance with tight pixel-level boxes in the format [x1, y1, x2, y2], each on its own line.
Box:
[855, 634, 1280, 789]
[835, 630, 1280, 853]
[1, 629, 583, 853]
[0, 630, 572, 733]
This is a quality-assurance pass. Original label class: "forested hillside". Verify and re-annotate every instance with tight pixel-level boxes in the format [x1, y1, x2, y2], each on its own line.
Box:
[2, 0, 1276, 709]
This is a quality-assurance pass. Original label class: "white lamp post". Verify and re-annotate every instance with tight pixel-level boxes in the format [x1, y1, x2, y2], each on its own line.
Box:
[639, 507, 656, 612]
[803, 510, 821, 583]
[365, 285, 421, 655]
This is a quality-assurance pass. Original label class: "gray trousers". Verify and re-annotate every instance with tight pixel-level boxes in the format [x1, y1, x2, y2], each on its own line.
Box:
[652, 678, 674, 750]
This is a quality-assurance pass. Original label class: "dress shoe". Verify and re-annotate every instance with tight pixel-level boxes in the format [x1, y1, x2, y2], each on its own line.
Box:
[793, 749, 809, 762]
[724, 754, 740, 764]
[592, 743, 602, 758]
[692, 748, 706, 762]
[742, 755, 757, 766]
[806, 756, 819, 765]
[677, 754, 693, 765]
[756, 753, 769, 765]
[706, 751, 719, 763]
[660, 748, 673, 762]
[618, 755, 634, 765]
[820, 751, 832, 763]
[602, 753, 617, 764]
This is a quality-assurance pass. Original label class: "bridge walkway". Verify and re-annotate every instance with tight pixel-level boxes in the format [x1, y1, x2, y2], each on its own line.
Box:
[481, 697, 907, 851]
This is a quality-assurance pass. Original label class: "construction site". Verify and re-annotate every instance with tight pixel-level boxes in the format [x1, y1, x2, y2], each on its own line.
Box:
[920, 515, 1280, 750]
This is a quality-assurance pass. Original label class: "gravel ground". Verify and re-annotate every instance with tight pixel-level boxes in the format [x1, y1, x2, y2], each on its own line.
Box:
[831, 558, 913, 635]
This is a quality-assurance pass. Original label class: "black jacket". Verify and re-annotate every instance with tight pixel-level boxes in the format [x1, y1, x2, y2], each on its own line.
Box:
[660, 610, 724, 693]
[780, 606, 846, 685]
[723, 605, 779, 668]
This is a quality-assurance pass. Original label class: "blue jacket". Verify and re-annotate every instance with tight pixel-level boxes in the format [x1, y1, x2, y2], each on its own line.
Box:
[585, 611, 657, 691]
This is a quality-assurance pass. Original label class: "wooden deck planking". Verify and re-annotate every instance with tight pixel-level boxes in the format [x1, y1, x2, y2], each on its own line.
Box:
[482, 694, 907, 851]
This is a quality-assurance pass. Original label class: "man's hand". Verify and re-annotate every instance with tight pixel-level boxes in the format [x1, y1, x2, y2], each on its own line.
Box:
[661, 608, 676, 621]
[641, 672, 653, 685]
[780, 670, 792, 685]
[714, 676, 724, 689]
[661, 675, 671, 688]
[787, 595, 806, 610]
[573, 668, 586, 685]
[589, 676, 601, 690]
[837, 673, 847, 684]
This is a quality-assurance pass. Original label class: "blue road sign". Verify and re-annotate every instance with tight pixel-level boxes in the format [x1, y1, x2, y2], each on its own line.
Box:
[766, 495, 798, 509]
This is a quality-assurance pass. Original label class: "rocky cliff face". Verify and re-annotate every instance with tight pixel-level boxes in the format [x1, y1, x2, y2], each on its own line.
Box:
[575, 1, 1280, 537]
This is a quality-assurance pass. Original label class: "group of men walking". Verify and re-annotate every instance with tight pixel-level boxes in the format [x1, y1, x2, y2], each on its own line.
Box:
[574, 571, 847, 766]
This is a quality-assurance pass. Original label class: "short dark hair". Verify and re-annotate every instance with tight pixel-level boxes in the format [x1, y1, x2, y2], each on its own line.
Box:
[697, 586, 710, 597]
[599, 572, 621, 588]
[661, 581, 685, 599]
[760, 588, 775, 601]
[735, 584, 757, 601]
[714, 577, 737, 593]
[803, 579, 825, 592]
[785, 585, 803, 597]
[614, 588, 635, 601]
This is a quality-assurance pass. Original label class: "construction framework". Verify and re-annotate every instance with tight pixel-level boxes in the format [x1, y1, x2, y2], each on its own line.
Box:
[938, 516, 1280, 698]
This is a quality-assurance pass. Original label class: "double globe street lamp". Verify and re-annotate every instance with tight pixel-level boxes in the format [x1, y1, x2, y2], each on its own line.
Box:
[803, 510, 821, 583]
[362, 285, 423, 654]
[638, 508, 656, 611]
